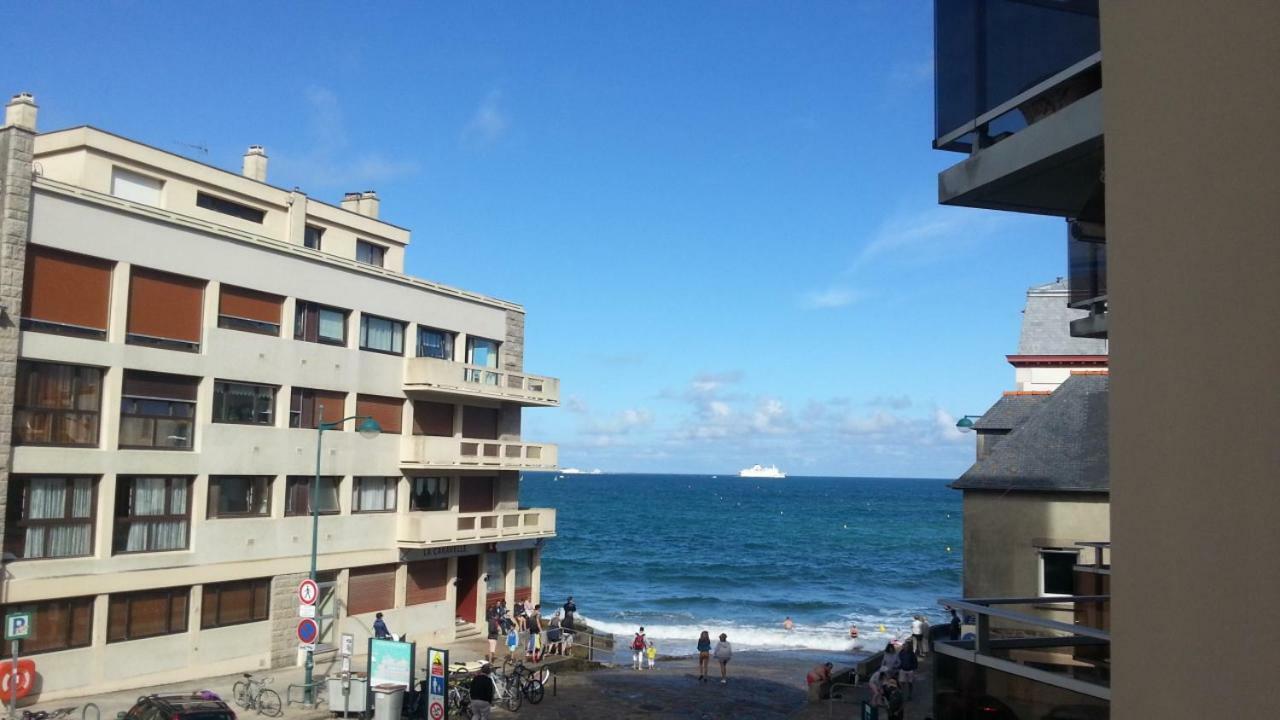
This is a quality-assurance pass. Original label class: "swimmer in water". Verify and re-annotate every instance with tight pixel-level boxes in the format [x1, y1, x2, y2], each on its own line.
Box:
[849, 624, 860, 641]
[783, 616, 795, 632]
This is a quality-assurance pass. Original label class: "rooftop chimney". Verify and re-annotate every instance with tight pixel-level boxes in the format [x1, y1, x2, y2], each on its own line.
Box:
[341, 192, 362, 214]
[242, 145, 268, 182]
[341, 190, 380, 218]
[4, 92, 37, 131]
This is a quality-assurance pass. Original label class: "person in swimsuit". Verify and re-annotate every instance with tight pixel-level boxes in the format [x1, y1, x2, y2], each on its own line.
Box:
[696, 630, 712, 682]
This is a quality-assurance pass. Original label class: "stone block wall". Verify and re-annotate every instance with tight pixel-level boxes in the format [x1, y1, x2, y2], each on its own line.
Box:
[504, 309, 524, 372]
[269, 571, 310, 667]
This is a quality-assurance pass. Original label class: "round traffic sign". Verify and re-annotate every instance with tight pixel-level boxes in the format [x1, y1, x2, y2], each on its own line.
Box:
[429, 701, 444, 720]
[298, 578, 319, 606]
[297, 618, 319, 645]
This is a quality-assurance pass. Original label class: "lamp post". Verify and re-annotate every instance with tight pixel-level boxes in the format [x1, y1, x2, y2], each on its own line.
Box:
[955, 415, 983, 431]
[305, 405, 382, 705]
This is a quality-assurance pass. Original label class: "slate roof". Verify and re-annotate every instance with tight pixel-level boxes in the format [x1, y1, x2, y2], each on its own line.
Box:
[971, 393, 1049, 431]
[952, 373, 1109, 493]
[1017, 279, 1109, 356]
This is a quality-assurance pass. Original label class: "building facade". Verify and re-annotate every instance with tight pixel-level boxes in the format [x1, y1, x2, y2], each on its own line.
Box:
[0, 93, 559, 699]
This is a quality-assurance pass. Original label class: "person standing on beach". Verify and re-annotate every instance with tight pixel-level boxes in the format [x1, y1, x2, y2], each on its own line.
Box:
[949, 608, 961, 640]
[631, 627, 647, 670]
[646, 640, 658, 669]
[713, 633, 733, 684]
[911, 616, 924, 653]
[563, 596, 577, 630]
[697, 630, 712, 682]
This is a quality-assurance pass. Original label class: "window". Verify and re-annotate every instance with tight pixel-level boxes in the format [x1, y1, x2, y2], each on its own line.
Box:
[514, 550, 534, 592]
[207, 476, 272, 518]
[466, 337, 500, 368]
[285, 476, 340, 516]
[413, 402, 455, 437]
[119, 371, 198, 450]
[110, 167, 162, 207]
[289, 388, 347, 429]
[126, 267, 205, 352]
[212, 381, 276, 425]
[107, 587, 189, 642]
[347, 564, 396, 615]
[485, 553, 505, 595]
[359, 314, 405, 355]
[218, 285, 282, 336]
[21, 246, 112, 339]
[304, 225, 324, 250]
[405, 560, 448, 605]
[356, 240, 386, 267]
[354, 477, 398, 513]
[201, 578, 270, 629]
[416, 327, 455, 360]
[0, 597, 93, 657]
[459, 476, 495, 513]
[462, 406, 500, 440]
[295, 301, 348, 346]
[356, 394, 403, 434]
[14, 361, 102, 447]
[409, 477, 449, 511]
[196, 191, 265, 223]
[5, 476, 95, 559]
[1039, 549, 1080, 596]
[114, 476, 191, 554]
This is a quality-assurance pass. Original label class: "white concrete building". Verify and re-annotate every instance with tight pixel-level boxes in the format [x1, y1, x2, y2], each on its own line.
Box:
[0, 93, 559, 699]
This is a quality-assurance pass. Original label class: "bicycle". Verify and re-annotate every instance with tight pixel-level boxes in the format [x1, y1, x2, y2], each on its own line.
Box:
[502, 659, 546, 705]
[446, 668, 473, 719]
[233, 673, 282, 717]
[489, 664, 522, 712]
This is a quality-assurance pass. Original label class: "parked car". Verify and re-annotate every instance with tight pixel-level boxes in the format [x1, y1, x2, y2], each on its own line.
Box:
[117, 694, 236, 720]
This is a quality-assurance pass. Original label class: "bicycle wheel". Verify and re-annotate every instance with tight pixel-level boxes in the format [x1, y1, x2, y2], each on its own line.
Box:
[524, 678, 545, 704]
[504, 680, 523, 712]
[232, 681, 250, 709]
[256, 689, 283, 718]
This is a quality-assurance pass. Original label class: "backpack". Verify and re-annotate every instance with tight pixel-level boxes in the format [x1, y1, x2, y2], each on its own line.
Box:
[632, 634, 646, 651]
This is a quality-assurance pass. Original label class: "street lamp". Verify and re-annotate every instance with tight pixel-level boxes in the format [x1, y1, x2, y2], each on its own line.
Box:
[955, 415, 982, 432]
[304, 406, 382, 705]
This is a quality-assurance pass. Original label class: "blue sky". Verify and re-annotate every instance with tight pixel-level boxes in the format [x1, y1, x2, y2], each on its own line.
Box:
[13, 1, 1064, 477]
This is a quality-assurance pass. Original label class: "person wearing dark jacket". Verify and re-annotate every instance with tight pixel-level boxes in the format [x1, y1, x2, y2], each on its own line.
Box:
[470, 664, 496, 720]
[949, 608, 962, 640]
[563, 596, 577, 630]
[898, 641, 919, 699]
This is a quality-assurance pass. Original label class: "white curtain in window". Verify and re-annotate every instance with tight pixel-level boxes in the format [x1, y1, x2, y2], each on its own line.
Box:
[25, 477, 92, 558]
[365, 318, 393, 350]
[319, 310, 345, 340]
[359, 479, 389, 511]
[318, 478, 340, 512]
[127, 478, 187, 551]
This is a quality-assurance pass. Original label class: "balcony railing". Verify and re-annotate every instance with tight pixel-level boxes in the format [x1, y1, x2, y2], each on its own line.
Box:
[404, 356, 559, 407]
[396, 508, 557, 547]
[934, 0, 1100, 152]
[401, 435, 558, 470]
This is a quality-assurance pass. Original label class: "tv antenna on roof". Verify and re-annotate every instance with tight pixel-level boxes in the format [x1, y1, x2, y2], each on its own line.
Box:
[174, 140, 209, 157]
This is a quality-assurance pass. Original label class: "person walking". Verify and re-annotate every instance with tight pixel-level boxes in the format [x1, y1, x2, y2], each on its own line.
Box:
[469, 663, 496, 720]
[696, 630, 712, 682]
[631, 627, 647, 670]
[373, 612, 392, 640]
[646, 640, 658, 670]
[949, 608, 962, 641]
[898, 640, 918, 699]
[563, 596, 577, 630]
[526, 604, 543, 661]
[486, 608, 503, 663]
[713, 633, 733, 684]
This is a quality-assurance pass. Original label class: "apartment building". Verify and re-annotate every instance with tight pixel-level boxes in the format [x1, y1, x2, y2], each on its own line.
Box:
[0, 93, 559, 699]
[931, 2, 1279, 718]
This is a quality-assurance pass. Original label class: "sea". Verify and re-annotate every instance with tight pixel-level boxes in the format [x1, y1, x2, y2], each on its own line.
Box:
[520, 472, 962, 659]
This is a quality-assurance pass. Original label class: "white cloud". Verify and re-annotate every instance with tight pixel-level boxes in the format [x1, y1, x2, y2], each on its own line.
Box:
[801, 286, 861, 309]
[869, 394, 913, 410]
[462, 90, 510, 148]
[933, 408, 968, 443]
[851, 205, 1018, 272]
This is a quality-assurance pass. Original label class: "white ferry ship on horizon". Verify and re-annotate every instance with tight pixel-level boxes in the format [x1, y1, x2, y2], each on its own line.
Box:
[739, 464, 786, 478]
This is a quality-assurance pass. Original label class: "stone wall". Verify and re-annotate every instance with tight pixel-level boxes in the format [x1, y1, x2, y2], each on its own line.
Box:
[503, 309, 524, 372]
[0, 119, 35, 565]
[269, 571, 310, 667]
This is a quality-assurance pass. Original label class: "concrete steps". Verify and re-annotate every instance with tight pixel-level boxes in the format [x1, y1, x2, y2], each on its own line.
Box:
[455, 621, 482, 641]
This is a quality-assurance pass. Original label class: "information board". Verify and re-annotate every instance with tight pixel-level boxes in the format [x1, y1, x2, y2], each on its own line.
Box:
[369, 637, 415, 688]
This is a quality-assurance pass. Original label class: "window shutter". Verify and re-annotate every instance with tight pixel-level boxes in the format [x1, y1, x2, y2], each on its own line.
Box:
[122, 371, 199, 401]
[462, 407, 499, 440]
[219, 285, 282, 324]
[413, 402, 455, 437]
[459, 477, 495, 513]
[110, 167, 163, 206]
[128, 267, 205, 342]
[347, 564, 397, 616]
[22, 246, 113, 331]
[356, 395, 403, 434]
[405, 560, 449, 605]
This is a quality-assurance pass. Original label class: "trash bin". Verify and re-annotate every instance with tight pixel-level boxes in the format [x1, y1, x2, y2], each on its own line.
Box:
[328, 673, 369, 715]
[372, 683, 406, 720]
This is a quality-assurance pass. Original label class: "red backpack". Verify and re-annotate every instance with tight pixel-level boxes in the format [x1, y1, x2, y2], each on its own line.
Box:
[632, 634, 646, 651]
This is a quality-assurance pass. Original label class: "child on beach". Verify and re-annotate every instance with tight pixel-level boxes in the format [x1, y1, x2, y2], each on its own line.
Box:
[646, 640, 657, 669]
[506, 626, 519, 660]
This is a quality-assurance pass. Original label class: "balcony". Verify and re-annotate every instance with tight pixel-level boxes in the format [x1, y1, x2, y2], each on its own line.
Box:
[933, 0, 1103, 217]
[404, 357, 559, 407]
[1068, 222, 1108, 338]
[401, 435, 558, 471]
[396, 508, 556, 548]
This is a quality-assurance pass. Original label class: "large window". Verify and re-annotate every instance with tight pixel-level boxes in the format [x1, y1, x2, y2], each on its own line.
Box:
[126, 267, 205, 352]
[295, 301, 348, 346]
[1039, 549, 1081, 596]
[119, 371, 198, 450]
[114, 476, 191, 554]
[289, 388, 347, 429]
[356, 240, 386, 267]
[217, 285, 283, 336]
[196, 191, 265, 223]
[356, 394, 403, 434]
[5, 476, 95, 560]
[304, 225, 324, 250]
[359, 314, 405, 355]
[110, 167, 163, 207]
[416, 327, 455, 360]
[0, 597, 93, 657]
[14, 361, 102, 447]
[354, 477, 397, 513]
[107, 587, 189, 642]
[201, 578, 270, 629]
[20, 246, 113, 339]
[466, 337, 500, 368]
[347, 564, 396, 616]
[409, 477, 449, 511]
[406, 560, 448, 605]
[212, 381, 276, 425]
[207, 476, 272, 518]
[285, 476, 341, 516]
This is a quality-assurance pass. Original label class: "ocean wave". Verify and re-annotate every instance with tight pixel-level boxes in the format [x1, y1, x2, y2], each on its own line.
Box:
[579, 614, 910, 654]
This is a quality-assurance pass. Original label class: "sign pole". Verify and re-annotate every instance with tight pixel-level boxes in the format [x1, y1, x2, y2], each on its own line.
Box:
[9, 639, 18, 720]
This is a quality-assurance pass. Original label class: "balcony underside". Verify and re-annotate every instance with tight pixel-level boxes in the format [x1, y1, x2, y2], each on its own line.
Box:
[939, 91, 1103, 217]
[403, 384, 557, 408]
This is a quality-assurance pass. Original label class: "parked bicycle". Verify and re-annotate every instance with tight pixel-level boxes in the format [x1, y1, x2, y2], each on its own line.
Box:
[501, 659, 546, 705]
[446, 667, 474, 719]
[233, 674, 282, 717]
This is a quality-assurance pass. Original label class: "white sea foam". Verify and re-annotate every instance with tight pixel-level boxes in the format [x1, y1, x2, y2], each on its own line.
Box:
[578, 614, 909, 654]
